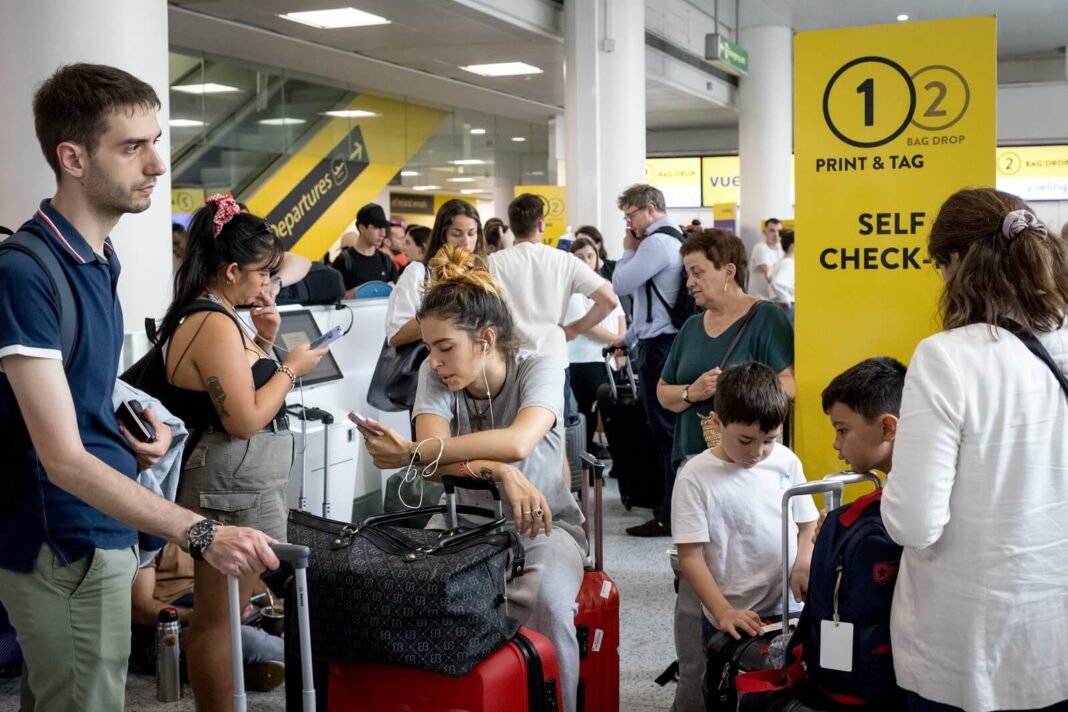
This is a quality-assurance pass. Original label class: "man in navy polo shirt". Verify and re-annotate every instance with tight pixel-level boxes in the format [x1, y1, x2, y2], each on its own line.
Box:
[0, 64, 280, 711]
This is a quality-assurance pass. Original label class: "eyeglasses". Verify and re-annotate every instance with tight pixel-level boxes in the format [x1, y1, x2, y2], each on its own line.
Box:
[623, 208, 642, 222]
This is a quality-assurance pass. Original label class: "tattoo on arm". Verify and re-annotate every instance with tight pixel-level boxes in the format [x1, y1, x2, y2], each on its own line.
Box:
[206, 377, 230, 418]
[477, 466, 495, 481]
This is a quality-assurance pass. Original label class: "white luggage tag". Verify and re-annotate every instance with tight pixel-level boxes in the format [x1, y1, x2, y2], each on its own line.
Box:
[820, 563, 853, 671]
[820, 620, 854, 671]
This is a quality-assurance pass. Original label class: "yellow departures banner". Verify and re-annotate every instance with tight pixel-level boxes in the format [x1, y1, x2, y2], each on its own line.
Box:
[794, 16, 995, 484]
[244, 96, 446, 260]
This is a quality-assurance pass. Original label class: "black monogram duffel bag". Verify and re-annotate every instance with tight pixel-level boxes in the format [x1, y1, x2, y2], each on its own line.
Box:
[286, 477, 525, 676]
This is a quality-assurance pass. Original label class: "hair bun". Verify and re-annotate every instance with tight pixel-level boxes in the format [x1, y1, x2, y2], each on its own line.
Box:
[427, 244, 501, 296]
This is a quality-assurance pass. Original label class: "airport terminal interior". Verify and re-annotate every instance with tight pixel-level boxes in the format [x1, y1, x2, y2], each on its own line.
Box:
[1, 0, 1067, 710]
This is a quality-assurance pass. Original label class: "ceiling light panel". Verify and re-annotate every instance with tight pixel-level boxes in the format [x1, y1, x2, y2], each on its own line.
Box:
[323, 109, 379, 118]
[172, 83, 240, 95]
[459, 62, 542, 77]
[280, 8, 390, 29]
[258, 117, 307, 126]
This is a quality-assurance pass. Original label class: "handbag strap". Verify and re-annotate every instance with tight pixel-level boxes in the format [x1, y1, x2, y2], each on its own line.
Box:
[1002, 320, 1068, 400]
[719, 300, 766, 368]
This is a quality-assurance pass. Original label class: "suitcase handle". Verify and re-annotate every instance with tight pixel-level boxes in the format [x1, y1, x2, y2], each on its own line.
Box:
[269, 542, 310, 569]
[229, 551, 315, 712]
[602, 350, 638, 400]
[580, 453, 606, 571]
[780, 480, 844, 638]
[442, 475, 501, 498]
[819, 471, 882, 511]
[442, 475, 504, 526]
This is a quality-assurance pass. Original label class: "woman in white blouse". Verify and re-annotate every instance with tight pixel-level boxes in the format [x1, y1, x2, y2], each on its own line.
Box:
[882, 188, 1068, 712]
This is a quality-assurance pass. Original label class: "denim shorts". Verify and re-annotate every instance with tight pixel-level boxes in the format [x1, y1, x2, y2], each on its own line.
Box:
[176, 428, 295, 541]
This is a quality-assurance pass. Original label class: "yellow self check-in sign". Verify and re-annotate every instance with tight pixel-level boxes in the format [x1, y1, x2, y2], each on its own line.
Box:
[793, 16, 996, 484]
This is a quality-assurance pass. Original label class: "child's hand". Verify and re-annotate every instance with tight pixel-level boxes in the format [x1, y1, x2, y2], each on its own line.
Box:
[715, 607, 763, 640]
[789, 562, 810, 602]
[812, 510, 828, 543]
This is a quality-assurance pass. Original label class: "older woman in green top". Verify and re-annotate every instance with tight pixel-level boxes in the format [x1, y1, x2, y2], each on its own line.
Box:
[656, 228, 794, 710]
[657, 229, 795, 474]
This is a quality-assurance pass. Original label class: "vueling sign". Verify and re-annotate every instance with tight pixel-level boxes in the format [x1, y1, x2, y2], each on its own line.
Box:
[244, 95, 447, 259]
[266, 126, 368, 248]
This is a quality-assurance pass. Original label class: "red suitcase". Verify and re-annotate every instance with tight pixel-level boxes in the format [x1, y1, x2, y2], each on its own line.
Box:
[327, 626, 562, 711]
[575, 454, 621, 712]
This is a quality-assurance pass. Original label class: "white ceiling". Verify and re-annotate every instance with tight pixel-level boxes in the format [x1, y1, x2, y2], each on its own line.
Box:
[170, 0, 1068, 135]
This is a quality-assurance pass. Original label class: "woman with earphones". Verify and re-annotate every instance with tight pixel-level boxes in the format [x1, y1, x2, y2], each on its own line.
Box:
[358, 245, 587, 712]
[155, 194, 327, 711]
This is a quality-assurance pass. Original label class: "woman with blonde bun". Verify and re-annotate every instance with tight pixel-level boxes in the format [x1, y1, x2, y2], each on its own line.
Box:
[357, 245, 587, 712]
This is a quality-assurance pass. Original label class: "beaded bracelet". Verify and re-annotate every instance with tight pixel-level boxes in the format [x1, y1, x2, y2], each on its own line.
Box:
[276, 364, 297, 385]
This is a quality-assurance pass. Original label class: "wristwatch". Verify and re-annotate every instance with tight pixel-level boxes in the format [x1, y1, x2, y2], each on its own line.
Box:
[682, 385, 693, 404]
[187, 519, 222, 561]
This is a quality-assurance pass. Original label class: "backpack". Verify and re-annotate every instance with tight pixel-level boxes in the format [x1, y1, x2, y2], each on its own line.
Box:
[643, 225, 700, 330]
[0, 230, 79, 368]
[276, 261, 345, 306]
[788, 491, 906, 707]
[120, 300, 233, 407]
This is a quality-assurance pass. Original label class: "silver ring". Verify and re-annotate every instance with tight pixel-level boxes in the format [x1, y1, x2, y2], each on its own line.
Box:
[532, 508, 544, 518]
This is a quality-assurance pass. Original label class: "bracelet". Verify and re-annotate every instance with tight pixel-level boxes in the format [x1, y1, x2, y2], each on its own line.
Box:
[277, 364, 297, 385]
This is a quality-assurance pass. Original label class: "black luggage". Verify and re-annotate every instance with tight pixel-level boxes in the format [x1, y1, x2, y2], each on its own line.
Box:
[276, 262, 345, 306]
[594, 352, 661, 509]
[705, 478, 854, 711]
[707, 474, 883, 712]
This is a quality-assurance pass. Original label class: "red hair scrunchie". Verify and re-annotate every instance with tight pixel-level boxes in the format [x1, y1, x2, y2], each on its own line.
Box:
[205, 193, 242, 238]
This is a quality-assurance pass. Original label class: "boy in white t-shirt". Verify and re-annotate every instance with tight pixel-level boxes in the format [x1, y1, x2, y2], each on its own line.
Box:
[672, 361, 818, 641]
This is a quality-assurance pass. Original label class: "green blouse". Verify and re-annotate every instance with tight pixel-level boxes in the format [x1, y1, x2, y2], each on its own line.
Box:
[660, 301, 794, 464]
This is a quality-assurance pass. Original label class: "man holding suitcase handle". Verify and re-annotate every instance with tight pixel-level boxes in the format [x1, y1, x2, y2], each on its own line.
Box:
[0, 64, 279, 712]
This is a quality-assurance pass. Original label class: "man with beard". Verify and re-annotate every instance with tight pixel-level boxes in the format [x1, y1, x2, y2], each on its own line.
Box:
[0, 63, 278, 711]
[332, 202, 399, 294]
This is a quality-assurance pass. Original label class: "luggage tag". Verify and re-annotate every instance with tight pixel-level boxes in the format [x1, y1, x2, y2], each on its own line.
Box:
[820, 620, 854, 671]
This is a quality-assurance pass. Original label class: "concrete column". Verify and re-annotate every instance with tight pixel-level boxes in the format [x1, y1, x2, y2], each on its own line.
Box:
[0, 0, 172, 334]
[565, 0, 646, 258]
[737, 25, 793, 250]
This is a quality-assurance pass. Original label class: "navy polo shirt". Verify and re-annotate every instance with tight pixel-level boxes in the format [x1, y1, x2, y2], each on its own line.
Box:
[0, 200, 137, 573]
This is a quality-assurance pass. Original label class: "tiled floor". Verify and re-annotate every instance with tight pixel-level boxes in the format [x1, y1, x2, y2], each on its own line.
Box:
[0, 477, 680, 711]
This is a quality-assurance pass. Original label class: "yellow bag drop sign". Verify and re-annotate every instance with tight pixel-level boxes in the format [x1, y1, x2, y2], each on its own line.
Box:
[794, 16, 995, 483]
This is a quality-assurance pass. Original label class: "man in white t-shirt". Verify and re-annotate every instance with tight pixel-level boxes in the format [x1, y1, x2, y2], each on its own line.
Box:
[768, 229, 795, 324]
[748, 218, 784, 299]
[490, 194, 618, 368]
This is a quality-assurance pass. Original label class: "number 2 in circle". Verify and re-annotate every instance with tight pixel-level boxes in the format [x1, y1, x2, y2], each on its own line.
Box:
[856, 78, 874, 127]
[923, 81, 948, 117]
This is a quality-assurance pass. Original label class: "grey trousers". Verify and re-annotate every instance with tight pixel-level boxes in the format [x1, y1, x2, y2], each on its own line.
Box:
[671, 553, 706, 712]
[507, 530, 586, 712]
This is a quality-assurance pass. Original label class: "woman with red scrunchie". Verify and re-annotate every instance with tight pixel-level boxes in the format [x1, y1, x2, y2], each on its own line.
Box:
[154, 194, 327, 711]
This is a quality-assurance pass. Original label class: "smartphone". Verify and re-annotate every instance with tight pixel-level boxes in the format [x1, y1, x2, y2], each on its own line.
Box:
[116, 400, 156, 443]
[348, 412, 384, 436]
[309, 325, 344, 350]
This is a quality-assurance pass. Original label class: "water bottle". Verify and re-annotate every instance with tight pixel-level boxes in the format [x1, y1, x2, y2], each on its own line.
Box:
[156, 607, 181, 702]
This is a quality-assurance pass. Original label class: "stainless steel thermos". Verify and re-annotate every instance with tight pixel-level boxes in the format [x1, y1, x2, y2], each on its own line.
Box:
[156, 607, 181, 702]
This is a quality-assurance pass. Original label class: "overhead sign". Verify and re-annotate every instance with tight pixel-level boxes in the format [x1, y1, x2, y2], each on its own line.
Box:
[996, 145, 1068, 201]
[793, 16, 996, 484]
[390, 192, 435, 215]
[171, 188, 205, 215]
[705, 33, 749, 76]
[645, 158, 702, 208]
[701, 156, 741, 207]
[244, 95, 446, 259]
